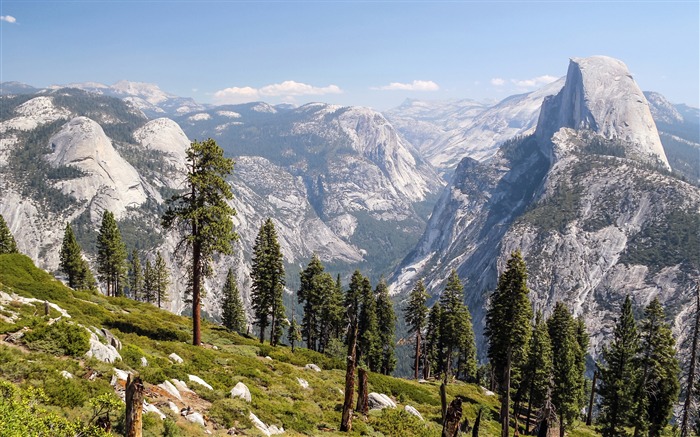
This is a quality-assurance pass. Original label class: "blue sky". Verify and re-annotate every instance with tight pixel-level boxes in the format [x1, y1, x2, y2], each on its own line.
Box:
[1, 1, 698, 110]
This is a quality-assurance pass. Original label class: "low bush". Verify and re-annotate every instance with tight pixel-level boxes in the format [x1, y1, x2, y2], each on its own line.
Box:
[23, 320, 90, 356]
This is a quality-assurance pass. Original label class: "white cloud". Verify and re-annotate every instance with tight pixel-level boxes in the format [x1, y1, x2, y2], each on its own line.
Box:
[0, 15, 17, 24]
[511, 75, 559, 88]
[213, 80, 342, 104]
[374, 80, 439, 91]
[490, 78, 506, 86]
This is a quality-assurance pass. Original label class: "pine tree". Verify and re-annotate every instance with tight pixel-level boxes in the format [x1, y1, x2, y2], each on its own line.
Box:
[318, 271, 343, 353]
[96, 211, 127, 297]
[424, 302, 442, 380]
[298, 255, 325, 351]
[375, 279, 396, 375]
[162, 138, 237, 346]
[485, 250, 533, 437]
[357, 277, 381, 372]
[250, 218, 285, 345]
[598, 295, 639, 437]
[221, 268, 246, 333]
[153, 252, 170, 309]
[287, 318, 301, 352]
[127, 250, 144, 301]
[143, 260, 155, 304]
[632, 298, 680, 437]
[0, 214, 18, 254]
[59, 222, 96, 291]
[404, 279, 429, 379]
[574, 316, 590, 413]
[547, 302, 581, 437]
[340, 270, 365, 432]
[439, 270, 475, 383]
[523, 311, 553, 434]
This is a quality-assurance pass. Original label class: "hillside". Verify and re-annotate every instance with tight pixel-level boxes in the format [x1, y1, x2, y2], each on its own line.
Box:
[0, 253, 506, 436]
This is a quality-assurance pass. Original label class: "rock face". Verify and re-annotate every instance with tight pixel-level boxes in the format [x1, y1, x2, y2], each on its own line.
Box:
[392, 55, 699, 359]
[536, 56, 669, 169]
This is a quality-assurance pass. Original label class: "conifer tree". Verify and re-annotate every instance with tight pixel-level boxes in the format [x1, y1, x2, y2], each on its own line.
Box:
[598, 295, 639, 437]
[404, 279, 429, 379]
[340, 270, 365, 432]
[424, 302, 442, 379]
[632, 298, 680, 437]
[0, 214, 18, 254]
[96, 210, 127, 297]
[375, 279, 397, 375]
[59, 222, 96, 290]
[574, 316, 590, 412]
[143, 260, 155, 304]
[153, 252, 170, 309]
[127, 250, 144, 301]
[357, 276, 380, 371]
[162, 138, 237, 346]
[547, 302, 581, 437]
[221, 268, 246, 333]
[485, 250, 533, 437]
[287, 318, 301, 352]
[250, 218, 285, 345]
[439, 270, 476, 383]
[523, 311, 553, 434]
[298, 255, 325, 351]
[318, 271, 344, 353]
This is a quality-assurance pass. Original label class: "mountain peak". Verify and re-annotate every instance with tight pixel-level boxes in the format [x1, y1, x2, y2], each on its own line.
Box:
[536, 55, 670, 169]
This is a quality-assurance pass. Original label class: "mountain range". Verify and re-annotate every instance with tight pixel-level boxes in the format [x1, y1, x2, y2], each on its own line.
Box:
[1, 56, 698, 367]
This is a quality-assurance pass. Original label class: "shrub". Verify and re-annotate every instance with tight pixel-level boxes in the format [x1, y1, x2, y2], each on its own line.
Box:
[208, 398, 250, 428]
[43, 376, 88, 408]
[371, 409, 433, 437]
[23, 320, 90, 356]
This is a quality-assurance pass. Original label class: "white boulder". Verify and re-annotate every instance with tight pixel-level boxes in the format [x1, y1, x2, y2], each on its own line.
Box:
[304, 363, 321, 372]
[85, 332, 122, 363]
[296, 378, 309, 389]
[368, 392, 397, 410]
[188, 374, 213, 390]
[249, 412, 284, 436]
[140, 356, 148, 367]
[168, 353, 183, 364]
[231, 382, 251, 403]
[171, 379, 195, 395]
[185, 411, 206, 427]
[60, 370, 73, 379]
[404, 405, 424, 421]
[143, 402, 166, 420]
[158, 380, 182, 401]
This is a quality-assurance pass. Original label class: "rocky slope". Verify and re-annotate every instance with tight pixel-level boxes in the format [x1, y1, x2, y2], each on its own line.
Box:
[392, 56, 699, 357]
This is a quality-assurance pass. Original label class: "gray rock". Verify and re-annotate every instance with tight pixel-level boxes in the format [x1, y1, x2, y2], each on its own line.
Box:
[188, 374, 213, 390]
[185, 411, 205, 427]
[168, 352, 183, 364]
[304, 363, 321, 372]
[60, 370, 73, 379]
[296, 378, 309, 389]
[140, 356, 148, 367]
[158, 380, 182, 401]
[100, 328, 122, 350]
[85, 332, 122, 363]
[230, 382, 251, 402]
[143, 402, 165, 420]
[368, 392, 396, 410]
[404, 405, 424, 421]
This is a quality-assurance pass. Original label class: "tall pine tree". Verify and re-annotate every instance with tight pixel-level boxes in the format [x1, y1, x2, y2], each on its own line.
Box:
[96, 210, 127, 297]
[59, 222, 96, 291]
[221, 268, 246, 333]
[547, 302, 582, 437]
[298, 255, 325, 351]
[0, 214, 18, 254]
[375, 279, 397, 375]
[153, 252, 170, 309]
[127, 250, 144, 300]
[250, 218, 285, 345]
[485, 250, 533, 437]
[423, 302, 442, 380]
[143, 260, 155, 304]
[632, 298, 680, 437]
[598, 295, 639, 437]
[439, 270, 476, 383]
[162, 138, 237, 346]
[404, 279, 429, 380]
[356, 276, 380, 371]
[522, 311, 553, 434]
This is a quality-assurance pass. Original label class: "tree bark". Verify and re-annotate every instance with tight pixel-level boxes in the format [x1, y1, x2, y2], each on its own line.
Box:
[442, 397, 463, 437]
[472, 408, 482, 437]
[125, 374, 144, 437]
[340, 322, 358, 432]
[501, 350, 512, 437]
[559, 411, 565, 437]
[586, 370, 597, 426]
[441, 382, 448, 423]
[192, 236, 202, 346]
[414, 331, 421, 380]
[356, 368, 369, 414]
[680, 283, 700, 437]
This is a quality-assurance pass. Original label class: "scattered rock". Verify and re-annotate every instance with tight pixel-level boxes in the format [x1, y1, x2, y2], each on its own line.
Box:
[140, 356, 148, 367]
[185, 411, 206, 427]
[99, 328, 122, 350]
[168, 401, 179, 415]
[480, 386, 495, 396]
[296, 378, 309, 389]
[304, 363, 321, 372]
[404, 405, 424, 421]
[85, 332, 122, 363]
[249, 412, 284, 436]
[113, 368, 130, 382]
[265, 356, 273, 360]
[230, 382, 251, 402]
[60, 370, 73, 379]
[418, 379, 428, 384]
[168, 353, 183, 364]
[171, 379, 195, 395]
[188, 374, 213, 390]
[158, 380, 182, 401]
[143, 401, 166, 419]
[368, 392, 397, 410]
[212, 345, 219, 350]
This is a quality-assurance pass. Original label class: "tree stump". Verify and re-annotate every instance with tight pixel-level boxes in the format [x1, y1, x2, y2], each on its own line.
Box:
[125, 374, 144, 437]
[355, 368, 369, 415]
[442, 397, 463, 437]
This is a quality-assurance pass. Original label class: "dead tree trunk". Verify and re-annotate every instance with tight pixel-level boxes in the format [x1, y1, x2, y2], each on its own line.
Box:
[681, 283, 700, 437]
[340, 323, 358, 432]
[442, 397, 463, 437]
[472, 408, 482, 437]
[355, 368, 369, 414]
[586, 370, 597, 426]
[125, 374, 144, 437]
[440, 382, 448, 423]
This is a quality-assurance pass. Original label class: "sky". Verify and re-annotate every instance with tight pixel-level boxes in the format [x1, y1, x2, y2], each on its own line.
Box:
[1, 1, 698, 111]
